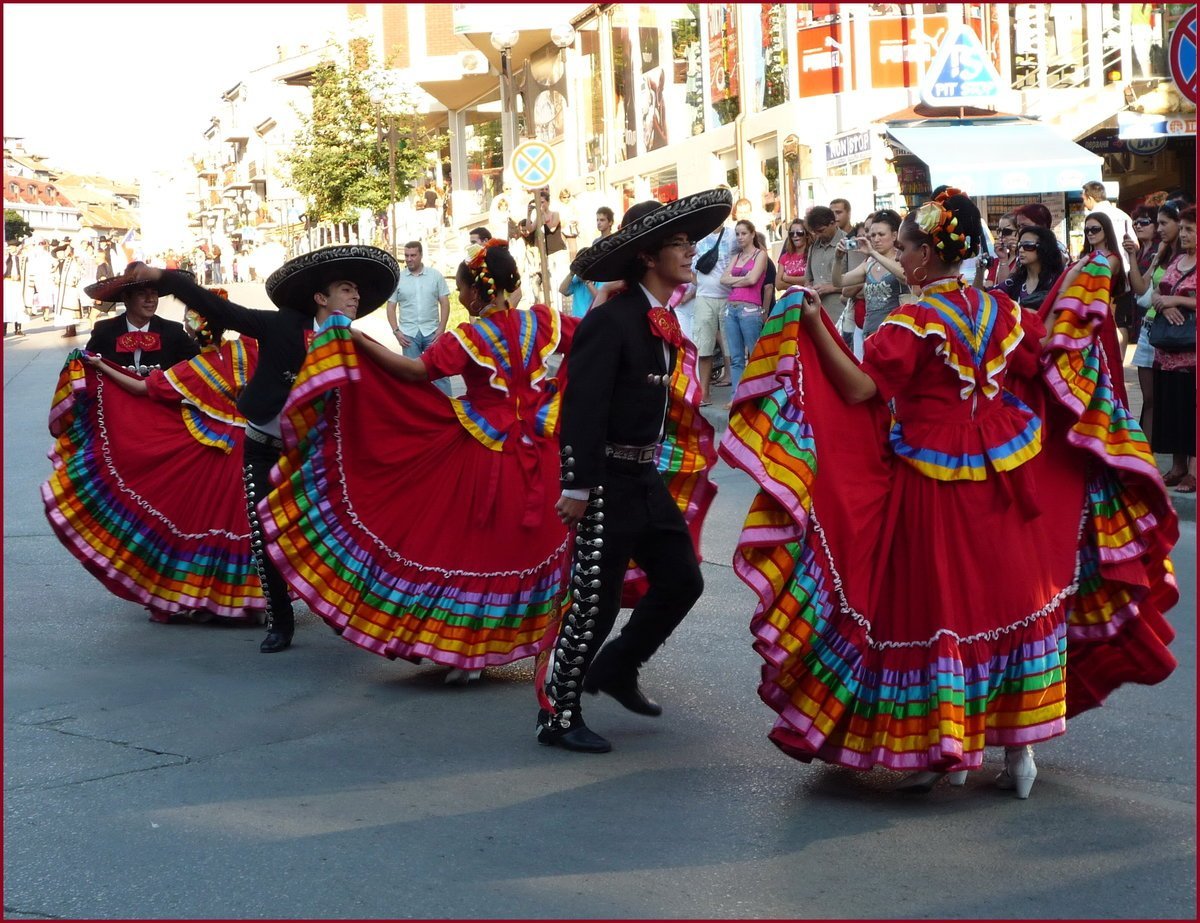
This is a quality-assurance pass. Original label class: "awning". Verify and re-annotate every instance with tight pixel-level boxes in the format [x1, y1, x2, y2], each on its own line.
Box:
[886, 120, 1104, 195]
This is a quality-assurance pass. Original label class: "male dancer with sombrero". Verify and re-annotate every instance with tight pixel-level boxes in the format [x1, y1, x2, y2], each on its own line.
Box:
[537, 188, 731, 753]
[119, 246, 400, 653]
[84, 269, 199, 373]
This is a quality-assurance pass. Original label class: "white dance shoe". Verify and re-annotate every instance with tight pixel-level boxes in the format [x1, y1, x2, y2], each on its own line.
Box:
[995, 745, 1037, 799]
[896, 769, 969, 793]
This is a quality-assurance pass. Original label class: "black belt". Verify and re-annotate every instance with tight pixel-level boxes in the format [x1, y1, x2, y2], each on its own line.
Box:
[244, 426, 284, 451]
[605, 442, 657, 464]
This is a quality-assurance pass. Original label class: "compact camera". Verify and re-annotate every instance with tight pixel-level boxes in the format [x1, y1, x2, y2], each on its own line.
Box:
[844, 238, 859, 250]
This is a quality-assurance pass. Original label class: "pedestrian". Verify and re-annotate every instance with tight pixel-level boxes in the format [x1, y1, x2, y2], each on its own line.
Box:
[832, 209, 906, 339]
[691, 214, 736, 404]
[721, 188, 1178, 797]
[594, 206, 615, 244]
[1128, 202, 1183, 438]
[54, 242, 88, 339]
[536, 188, 729, 753]
[989, 212, 1020, 286]
[776, 218, 809, 296]
[999, 225, 1064, 313]
[26, 239, 56, 322]
[718, 218, 768, 390]
[801, 205, 847, 332]
[45, 299, 265, 624]
[118, 245, 401, 653]
[3, 237, 25, 337]
[538, 188, 570, 310]
[83, 266, 199, 373]
[1082, 181, 1135, 351]
[260, 241, 577, 684]
[468, 226, 492, 246]
[210, 244, 224, 285]
[385, 240, 452, 396]
[1147, 206, 1196, 493]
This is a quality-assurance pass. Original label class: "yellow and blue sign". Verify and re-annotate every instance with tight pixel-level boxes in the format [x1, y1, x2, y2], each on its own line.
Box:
[511, 140, 557, 190]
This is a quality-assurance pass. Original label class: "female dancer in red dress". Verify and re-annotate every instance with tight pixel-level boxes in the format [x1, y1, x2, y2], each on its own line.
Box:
[43, 303, 264, 623]
[720, 190, 1177, 798]
[259, 241, 577, 683]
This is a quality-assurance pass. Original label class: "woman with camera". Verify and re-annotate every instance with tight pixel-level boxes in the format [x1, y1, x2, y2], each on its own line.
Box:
[831, 209, 906, 337]
[1147, 206, 1196, 493]
[1127, 202, 1184, 440]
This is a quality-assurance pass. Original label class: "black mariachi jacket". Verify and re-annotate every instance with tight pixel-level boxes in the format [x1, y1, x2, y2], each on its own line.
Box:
[85, 314, 199, 373]
[559, 286, 677, 490]
[156, 271, 312, 428]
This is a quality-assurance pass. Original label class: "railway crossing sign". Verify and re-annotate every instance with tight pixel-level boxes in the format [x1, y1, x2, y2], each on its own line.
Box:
[511, 140, 557, 190]
[1169, 7, 1197, 104]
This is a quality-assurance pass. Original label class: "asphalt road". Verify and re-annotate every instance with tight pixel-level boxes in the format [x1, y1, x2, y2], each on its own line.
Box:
[3, 292, 1195, 920]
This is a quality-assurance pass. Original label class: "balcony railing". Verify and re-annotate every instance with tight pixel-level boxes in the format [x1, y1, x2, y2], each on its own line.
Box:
[222, 167, 253, 193]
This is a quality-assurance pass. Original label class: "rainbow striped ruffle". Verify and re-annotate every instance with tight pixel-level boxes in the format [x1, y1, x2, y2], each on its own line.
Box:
[1040, 257, 1179, 715]
[262, 315, 571, 669]
[42, 350, 264, 619]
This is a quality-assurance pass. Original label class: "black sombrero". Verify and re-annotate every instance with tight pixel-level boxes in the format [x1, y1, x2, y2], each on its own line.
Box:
[570, 188, 733, 282]
[83, 264, 167, 303]
[264, 245, 400, 318]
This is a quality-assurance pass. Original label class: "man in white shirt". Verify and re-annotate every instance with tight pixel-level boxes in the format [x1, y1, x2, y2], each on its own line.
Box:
[691, 220, 737, 404]
[386, 240, 451, 394]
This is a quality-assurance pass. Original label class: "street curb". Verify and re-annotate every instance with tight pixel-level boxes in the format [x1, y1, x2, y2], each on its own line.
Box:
[699, 405, 1197, 524]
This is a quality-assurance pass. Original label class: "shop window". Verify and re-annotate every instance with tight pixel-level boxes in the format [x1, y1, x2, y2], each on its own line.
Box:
[575, 19, 605, 174]
[707, 5, 740, 126]
[795, 3, 852, 97]
[643, 166, 678, 203]
[613, 179, 637, 215]
[463, 115, 503, 215]
[611, 7, 638, 163]
[638, 5, 668, 152]
[670, 4, 705, 138]
[749, 4, 789, 111]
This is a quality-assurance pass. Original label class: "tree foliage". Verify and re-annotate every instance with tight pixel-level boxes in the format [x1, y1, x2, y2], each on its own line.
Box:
[285, 47, 444, 225]
[4, 209, 32, 243]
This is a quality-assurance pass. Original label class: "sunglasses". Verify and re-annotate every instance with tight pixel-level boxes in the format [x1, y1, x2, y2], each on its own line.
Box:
[790, 230, 806, 237]
[1133, 219, 1155, 227]
[996, 227, 1017, 236]
[1017, 241, 1039, 252]
[1084, 226, 1105, 236]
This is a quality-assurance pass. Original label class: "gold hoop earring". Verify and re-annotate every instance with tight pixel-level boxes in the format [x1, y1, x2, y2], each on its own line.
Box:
[913, 267, 928, 284]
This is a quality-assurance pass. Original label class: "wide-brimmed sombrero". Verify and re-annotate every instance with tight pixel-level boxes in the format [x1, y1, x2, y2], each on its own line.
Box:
[83, 265, 167, 303]
[265, 245, 400, 317]
[570, 188, 733, 282]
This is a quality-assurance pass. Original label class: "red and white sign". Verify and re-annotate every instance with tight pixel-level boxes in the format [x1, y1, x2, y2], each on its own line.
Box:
[1168, 7, 1197, 103]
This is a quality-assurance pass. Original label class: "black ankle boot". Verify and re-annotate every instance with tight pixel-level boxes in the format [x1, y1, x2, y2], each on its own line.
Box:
[536, 710, 612, 753]
[260, 627, 293, 653]
[582, 645, 663, 716]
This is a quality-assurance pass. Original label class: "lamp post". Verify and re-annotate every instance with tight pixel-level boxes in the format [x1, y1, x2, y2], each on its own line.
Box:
[370, 88, 399, 259]
[490, 29, 521, 168]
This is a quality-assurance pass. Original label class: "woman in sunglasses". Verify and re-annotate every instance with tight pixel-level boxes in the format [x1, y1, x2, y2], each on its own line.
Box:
[1127, 203, 1183, 438]
[1000, 225, 1064, 313]
[776, 218, 809, 294]
[989, 212, 1020, 286]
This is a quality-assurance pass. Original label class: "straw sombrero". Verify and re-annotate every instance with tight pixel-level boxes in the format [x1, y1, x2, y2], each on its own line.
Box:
[570, 188, 733, 282]
[264, 245, 400, 317]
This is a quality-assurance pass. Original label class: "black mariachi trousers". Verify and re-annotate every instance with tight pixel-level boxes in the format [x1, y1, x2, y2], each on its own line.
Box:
[242, 435, 294, 632]
[585, 459, 704, 674]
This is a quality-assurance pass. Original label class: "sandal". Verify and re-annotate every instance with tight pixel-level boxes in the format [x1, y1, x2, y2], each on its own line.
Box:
[1162, 469, 1186, 487]
[1174, 475, 1196, 494]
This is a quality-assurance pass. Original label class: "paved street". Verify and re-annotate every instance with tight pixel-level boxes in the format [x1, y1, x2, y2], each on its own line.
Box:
[3, 294, 1195, 920]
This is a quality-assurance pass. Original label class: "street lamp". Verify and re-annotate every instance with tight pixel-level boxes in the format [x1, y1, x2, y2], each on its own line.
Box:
[490, 30, 521, 160]
[550, 24, 576, 50]
[369, 87, 399, 259]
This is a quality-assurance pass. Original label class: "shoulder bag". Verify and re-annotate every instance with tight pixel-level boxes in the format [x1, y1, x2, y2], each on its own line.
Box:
[694, 227, 725, 275]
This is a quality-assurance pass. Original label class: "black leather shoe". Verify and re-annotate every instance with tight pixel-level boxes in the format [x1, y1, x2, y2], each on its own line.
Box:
[583, 673, 663, 717]
[536, 712, 612, 753]
[260, 629, 293, 653]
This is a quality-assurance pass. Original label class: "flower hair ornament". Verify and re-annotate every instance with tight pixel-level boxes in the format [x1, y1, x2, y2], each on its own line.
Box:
[465, 239, 513, 309]
[913, 187, 972, 260]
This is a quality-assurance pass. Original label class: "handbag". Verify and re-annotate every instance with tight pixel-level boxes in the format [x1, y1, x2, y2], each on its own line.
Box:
[1147, 269, 1197, 351]
[1147, 311, 1196, 351]
[694, 227, 725, 275]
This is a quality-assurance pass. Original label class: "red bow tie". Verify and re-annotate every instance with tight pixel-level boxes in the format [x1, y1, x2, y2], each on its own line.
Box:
[115, 331, 162, 353]
[647, 307, 682, 348]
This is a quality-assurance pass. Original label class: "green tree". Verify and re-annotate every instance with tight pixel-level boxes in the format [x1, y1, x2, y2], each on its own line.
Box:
[4, 210, 32, 243]
[285, 46, 444, 226]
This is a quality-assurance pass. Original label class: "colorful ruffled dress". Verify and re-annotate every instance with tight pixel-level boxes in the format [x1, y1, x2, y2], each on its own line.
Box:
[43, 340, 265, 620]
[259, 307, 577, 669]
[720, 278, 1177, 772]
